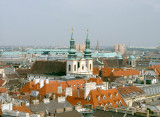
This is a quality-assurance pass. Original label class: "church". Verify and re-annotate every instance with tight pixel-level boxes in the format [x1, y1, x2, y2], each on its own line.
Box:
[66, 29, 93, 76]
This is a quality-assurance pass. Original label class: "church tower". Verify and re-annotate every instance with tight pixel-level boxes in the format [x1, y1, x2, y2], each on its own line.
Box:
[84, 29, 93, 75]
[66, 28, 93, 76]
[67, 28, 78, 75]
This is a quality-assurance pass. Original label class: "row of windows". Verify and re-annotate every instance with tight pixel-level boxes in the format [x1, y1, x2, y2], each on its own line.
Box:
[68, 63, 92, 72]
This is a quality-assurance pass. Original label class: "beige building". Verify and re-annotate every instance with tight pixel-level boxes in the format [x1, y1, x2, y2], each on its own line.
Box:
[114, 44, 126, 55]
[75, 44, 86, 52]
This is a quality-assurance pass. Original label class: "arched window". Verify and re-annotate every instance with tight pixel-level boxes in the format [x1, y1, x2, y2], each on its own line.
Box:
[74, 65, 76, 71]
[90, 64, 92, 70]
[78, 62, 80, 68]
[82, 65, 84, 70]
[68, 65, 71, 71]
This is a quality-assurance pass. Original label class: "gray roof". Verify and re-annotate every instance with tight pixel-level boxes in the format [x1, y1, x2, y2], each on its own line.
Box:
[28, 100, 73, 113]
[55, 110, 82, 117]
[142, 84, 160, 96]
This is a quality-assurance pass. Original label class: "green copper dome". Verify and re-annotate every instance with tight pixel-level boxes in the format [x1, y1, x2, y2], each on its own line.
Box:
[129, 55, 136, 60]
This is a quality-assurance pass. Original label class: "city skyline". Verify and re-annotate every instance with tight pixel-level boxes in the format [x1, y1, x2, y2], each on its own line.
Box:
[0, 0, 160, 47]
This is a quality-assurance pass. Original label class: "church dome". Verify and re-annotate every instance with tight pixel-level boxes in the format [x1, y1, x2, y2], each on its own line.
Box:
[129, 55, 135, 60]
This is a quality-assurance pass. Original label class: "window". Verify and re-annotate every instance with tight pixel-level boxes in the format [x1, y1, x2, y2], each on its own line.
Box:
[90, 64, 92, 70]
[103, 95, 106, 99]
[97, 96, 100, 101]
[68, 65, 71, 71]
[110, 103, 113, 108]
[110, 94, 112, 99]
[82, 65, 84, 70]
[78, 62, 80, 68]
[74, 65, 76, 71]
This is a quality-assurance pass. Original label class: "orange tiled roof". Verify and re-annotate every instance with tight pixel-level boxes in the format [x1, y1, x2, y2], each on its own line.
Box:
[0, 79, 5, 86]
[13, 105, 32, 114]
[93, 67, 99, 75]
[39, 81, 58, 95]
[72, 89, 85, 98]
[58, 81, 69, 90]
[101, 68, 123, 77]
[148, 65, 160, 76]
[66, 79, 86, 90]
[112, 69, 139, 77]
[21, 79, 86, 95]
[20, 81, 35, 93]
[88, 88, 127, 109]
[117, 85, 145, 98]
[0, 87, 8, 93]
[87, 77, 103, 85]
[66, 96, 91, 106]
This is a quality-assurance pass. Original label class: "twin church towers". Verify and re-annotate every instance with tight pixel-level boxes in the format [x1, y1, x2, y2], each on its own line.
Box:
[66, 28, 93, 76]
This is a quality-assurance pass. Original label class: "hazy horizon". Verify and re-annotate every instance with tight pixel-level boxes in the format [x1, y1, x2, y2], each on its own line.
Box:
[0, 0, 160, 47]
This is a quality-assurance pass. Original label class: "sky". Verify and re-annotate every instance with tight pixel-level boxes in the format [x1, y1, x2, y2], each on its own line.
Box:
[0, 0, 160, 47]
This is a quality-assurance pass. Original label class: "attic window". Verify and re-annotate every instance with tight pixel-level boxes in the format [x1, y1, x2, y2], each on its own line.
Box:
[119, 101, 123, 106]
[116, 93, 118, 97]
[109, 103, 113, 108]
[97, 96, 100, 101]
[87, 96, 90, 101]
[103, 95, 106, 100]
[110, 94, 112, 99]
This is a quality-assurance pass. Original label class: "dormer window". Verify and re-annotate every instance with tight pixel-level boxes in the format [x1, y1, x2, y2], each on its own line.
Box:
[119, 100, 123, 106]
[87, 96, 90, 101]
[109, 103, 113, 108]
[116, 93, 118, 97]
[97, 96, 100, 101]
[110, 94, 112, 99]
[103, 95, 106, 100]
[74, 85, 76, 87]
[81, 84, 83, 86]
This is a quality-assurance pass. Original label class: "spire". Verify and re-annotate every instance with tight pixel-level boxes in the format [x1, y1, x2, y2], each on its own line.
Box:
[68, 27, 77, 60]
[71, 27, 74, 40]
[84, 28, 92, 59]
[86, 28, 89, 40]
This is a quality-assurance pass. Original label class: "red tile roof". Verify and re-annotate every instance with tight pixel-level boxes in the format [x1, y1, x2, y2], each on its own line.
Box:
[0, 87, 8, 93]
[20, 81, 35, 94]
[88, 88, 127, 109]
[112, 69, 139, 77]
[0, 79, 5, 86]
[13, 105, 32, 114]
[117, 85, 145, 98]
[87, 77, 103, 85]
[101, 68, 123, 77]
[93, 67, 99, 75]
[66, 79, 86, 90]
[39, 81, 58, 95]
[21, 79, 86, 95]
[148, 65, 160, 76]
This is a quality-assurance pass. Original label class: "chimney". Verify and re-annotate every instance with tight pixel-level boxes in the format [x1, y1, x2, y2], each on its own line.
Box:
[45, 78, 49, 84]
[34, 79, 39, 85]
[106, 82, 109, 90]
[2, 72, 5, 78]
[65, 87, 72, 97]
[57, 85, 62, 94]
[112, 68, 114, 72]
[40, 79, 44, 88]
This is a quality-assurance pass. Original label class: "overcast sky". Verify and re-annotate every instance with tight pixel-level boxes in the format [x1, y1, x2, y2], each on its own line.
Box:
[0, 0, 160, 47]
